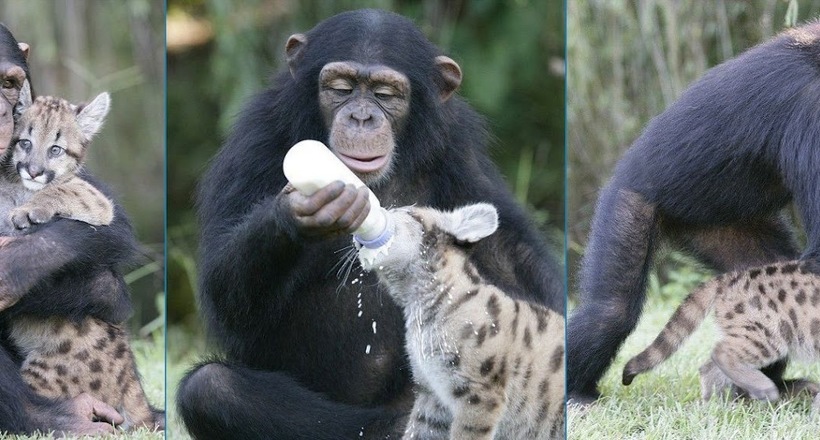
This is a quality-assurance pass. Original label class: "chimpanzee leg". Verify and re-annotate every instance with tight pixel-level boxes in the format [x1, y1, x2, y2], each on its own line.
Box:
[0, 343, 31, 433]
[567, 185, 659, 401]
[177, 361, 406, 440]
[667, 213, 800, 270]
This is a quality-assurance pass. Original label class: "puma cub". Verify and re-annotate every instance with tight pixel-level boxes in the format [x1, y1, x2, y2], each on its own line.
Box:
[0, 79, 113, 233]
[623, 260, 820, 410]
[358, 203, 565, 440]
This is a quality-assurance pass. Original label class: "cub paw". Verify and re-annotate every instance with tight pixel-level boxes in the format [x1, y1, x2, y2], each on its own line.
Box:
[27, 207, 55, 225]
[10, 207, 56, 229]
[748, 386, 779, 402]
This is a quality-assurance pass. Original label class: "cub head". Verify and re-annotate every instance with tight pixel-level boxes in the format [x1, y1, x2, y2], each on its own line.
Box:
[11, 80, 110, 191]
[358, 202, 499, 271]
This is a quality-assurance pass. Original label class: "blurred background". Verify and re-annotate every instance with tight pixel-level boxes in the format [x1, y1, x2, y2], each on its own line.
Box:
[167, 0, 565, 342]
[568, 0, 819, 301]
[0, 1, 164, 335]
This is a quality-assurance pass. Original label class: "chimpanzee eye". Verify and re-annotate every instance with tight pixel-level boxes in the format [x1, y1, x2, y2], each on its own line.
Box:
[1, 79, 14, 89]
[327, 79, 353, 95]
[373, 87, 395, 99]
[49, 145, 64, 157]
[17, 139, 31, 152]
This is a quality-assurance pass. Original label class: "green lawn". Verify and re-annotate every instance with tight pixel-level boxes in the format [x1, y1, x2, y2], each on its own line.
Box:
[568, 294, 820, 439]
[166, 324, 206, 440]
[7, 332, 165, 440]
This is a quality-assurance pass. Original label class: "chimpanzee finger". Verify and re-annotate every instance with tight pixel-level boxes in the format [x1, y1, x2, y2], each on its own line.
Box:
[297, 184, 361, 231]
[336, 186, 371, 233]
[290, 181, 346, 216]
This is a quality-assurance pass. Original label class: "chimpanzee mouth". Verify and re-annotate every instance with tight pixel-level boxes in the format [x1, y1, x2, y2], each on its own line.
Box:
[338, 153, 388, 173]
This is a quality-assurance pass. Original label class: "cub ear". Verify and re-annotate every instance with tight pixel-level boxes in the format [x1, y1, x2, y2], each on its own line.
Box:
[17, 79, 32, 111]
[76, 92, 111, 140]
[439, 203, 499, 243]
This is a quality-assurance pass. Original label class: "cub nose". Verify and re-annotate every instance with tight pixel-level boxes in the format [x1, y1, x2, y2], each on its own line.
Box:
[26, 163, 44, 178]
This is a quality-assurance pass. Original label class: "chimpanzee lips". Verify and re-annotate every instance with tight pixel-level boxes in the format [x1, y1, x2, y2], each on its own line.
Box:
[338, 153, 388, 173]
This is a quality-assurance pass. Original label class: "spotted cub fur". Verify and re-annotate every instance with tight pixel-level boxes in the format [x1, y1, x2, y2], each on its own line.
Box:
[623, 260, 820, 410]
[10, 316, 163, 430]
[358, 203, 565, 439]
[0, 79, 114, 234]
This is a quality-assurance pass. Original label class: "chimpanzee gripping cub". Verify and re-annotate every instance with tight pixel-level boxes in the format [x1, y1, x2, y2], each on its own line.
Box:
[179, 9, 563, 440]
[0, 23, 141, 436]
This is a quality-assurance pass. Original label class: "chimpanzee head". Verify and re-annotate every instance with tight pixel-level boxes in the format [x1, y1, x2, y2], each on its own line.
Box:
[284, 9, 462, 185]
[0, 23, 31, 156]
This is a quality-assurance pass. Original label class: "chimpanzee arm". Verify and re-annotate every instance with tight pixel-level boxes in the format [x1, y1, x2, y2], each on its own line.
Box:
[0, 173, 138, 319]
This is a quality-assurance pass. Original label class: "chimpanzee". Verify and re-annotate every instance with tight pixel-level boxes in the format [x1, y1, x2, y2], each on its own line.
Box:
[179, 9, 564, 439]
[568, 21, 820, 402]
[0, 23, 139, 435]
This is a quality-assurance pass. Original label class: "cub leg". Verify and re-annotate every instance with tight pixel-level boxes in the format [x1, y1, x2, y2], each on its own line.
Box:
[711, 342, 780, 402]
[10, 178, 114, 229]
[699, 359, 739, 401]
[448, 384, 506, 440]
[402, 387, 451, 440]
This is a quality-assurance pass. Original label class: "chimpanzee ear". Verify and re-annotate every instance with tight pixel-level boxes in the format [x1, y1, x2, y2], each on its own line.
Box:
[435, 56, 462, 102]
[439, 203, 499, 243]
[75, 92, 111, 141]
[18, 42, 29, 60]
[286, 34, 308, 78]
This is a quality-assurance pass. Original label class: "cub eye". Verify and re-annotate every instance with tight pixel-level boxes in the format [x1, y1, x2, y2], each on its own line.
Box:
[49, 145, 64, 157]
[17, 139, 31, 152]
[1, 79, 15, 89]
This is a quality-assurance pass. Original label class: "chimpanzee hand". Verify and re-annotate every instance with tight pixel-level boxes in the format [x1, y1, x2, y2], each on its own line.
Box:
[0, 235, 20, 311]
[282, 181, 371, 237]
[60, 392, 124, 436]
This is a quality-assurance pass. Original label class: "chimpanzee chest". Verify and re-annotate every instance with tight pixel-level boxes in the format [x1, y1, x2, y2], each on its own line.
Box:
[269, 272, 411, 406]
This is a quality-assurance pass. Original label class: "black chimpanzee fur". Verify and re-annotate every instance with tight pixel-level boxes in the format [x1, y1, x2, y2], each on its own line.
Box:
[180, 9, 563, 440]
[568, 21, 820, 402]
[0, 23, 138, 434]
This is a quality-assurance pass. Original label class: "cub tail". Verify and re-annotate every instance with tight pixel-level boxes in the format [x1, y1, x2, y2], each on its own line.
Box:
[622, 273, 725, 385]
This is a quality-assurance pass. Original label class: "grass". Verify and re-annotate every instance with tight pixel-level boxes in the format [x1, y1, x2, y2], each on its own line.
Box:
[6, 332, 165, 440]
[568, 293, 820, 439]
[165, 324, 207, 440]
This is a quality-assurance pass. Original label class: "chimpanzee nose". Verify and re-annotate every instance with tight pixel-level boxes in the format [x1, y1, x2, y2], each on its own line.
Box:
[350, 109, 372, 126]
